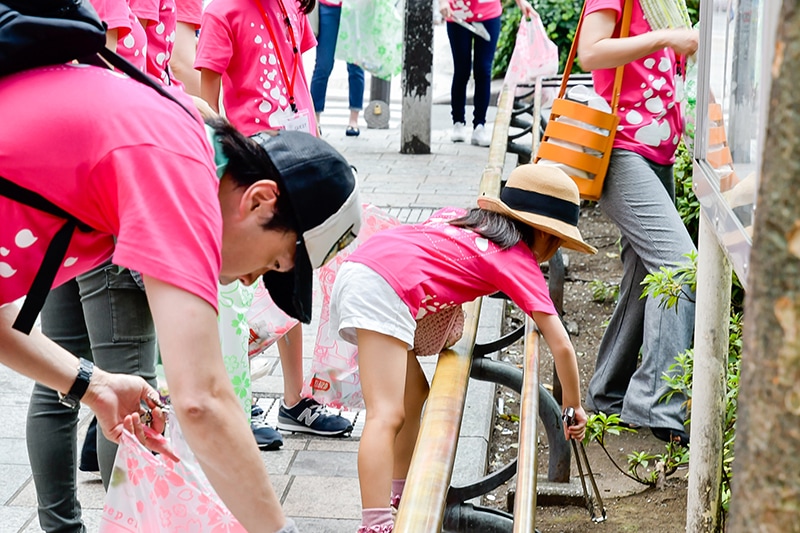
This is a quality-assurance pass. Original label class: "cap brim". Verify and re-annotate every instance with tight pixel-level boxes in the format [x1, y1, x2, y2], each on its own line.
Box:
[477, 195, 597, 255]
[261, 243, 314, 323]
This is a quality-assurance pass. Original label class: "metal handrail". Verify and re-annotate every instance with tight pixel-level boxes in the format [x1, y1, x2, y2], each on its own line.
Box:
[512, 318, 541, 533]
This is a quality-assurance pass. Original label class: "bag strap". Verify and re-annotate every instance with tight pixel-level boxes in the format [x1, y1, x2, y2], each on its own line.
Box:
[557, 0, 633, 112]
[0, 175, 95, 333]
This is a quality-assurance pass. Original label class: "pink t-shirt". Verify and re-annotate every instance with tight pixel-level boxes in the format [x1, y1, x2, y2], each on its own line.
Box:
[319, 0, 341, 6]
[585, 0, 682, 165]
[175, 0, 203, 26]
[445, 0, 502, 23]
[347, 208, 557, 320]
[195, 0, 317, 136]
[0, 65, 221, 311]
[144, 0, 180, 86]
[91, 0, 148, 71]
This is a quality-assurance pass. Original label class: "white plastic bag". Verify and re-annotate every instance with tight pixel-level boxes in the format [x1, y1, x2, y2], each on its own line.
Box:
[302, 204, 400, 410]
[100, 413, 246, 532]
[503, 13, 559, 93]
[246, 280, 299, 357]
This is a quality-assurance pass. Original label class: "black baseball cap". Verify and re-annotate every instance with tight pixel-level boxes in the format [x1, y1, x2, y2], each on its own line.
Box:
[251, 131, 361, 323]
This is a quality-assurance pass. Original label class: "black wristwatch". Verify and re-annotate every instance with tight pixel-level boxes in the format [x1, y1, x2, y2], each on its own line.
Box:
[58, 358, 94, 409]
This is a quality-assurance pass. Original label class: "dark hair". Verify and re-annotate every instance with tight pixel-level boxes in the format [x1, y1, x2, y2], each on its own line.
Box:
[448, 208, 534, 249]
[205, 117, 296, 233]
[297, 0, 316, 14]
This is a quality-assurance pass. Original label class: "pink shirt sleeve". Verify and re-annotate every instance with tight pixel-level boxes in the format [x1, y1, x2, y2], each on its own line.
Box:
[488, 244, 557, 316]
[175, 0, 203, 26]
[128, 0, 160, 21]
[95, 145, 222, 311]
[194, 10, 232, 74]
[90, 0, 133, 35]
[299, 12, 316, 54]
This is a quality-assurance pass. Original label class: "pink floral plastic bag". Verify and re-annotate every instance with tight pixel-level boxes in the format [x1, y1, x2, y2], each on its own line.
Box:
[99, 413, 246, 533]
[302, 204, 401, 410]
[503, 13, 559, 94]
[246, 280, 299, 357]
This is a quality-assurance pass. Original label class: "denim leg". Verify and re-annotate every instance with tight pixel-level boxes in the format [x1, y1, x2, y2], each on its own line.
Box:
[76, 264, 157, 488]
[446, 21, 473, 124]
[26, 279, 89, 533]
[470, 16, 500, 127]
[310, 3, 340, 113]
[346, 62, 365, 110]
[587, 149, 696, 430]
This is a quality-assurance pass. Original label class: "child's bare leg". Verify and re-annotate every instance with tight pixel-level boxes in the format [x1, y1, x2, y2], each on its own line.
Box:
[356, 329, 410, 510]
[277, 324, 304, 406]
[393, 352, 429, 481]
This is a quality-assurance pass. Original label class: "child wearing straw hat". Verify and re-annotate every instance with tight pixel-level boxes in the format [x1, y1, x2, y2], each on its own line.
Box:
[329, 164, 595, 533]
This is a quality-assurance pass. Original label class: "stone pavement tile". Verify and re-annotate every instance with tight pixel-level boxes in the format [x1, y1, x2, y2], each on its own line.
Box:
[306, 439, 360, 453]
[289, 451, 358, 479]
[259, 448, 297, 476]
[451, 435, 489, 489]
[0, 465, 31, 504]
[0, 507, 35, 533]
[293, 517, 361, 533]
[282, 476, 361, 520]
[0, 439, 28, 466]
[0, 409, 28, 440]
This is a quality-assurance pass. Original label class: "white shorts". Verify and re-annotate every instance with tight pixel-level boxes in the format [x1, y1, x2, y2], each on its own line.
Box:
[330, 262, 416, 350]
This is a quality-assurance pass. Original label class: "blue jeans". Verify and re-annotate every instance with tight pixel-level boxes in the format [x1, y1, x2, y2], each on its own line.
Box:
[26, 263, 157, 533]
[310, 3, 365, 113]
[446, 16, 501, 127]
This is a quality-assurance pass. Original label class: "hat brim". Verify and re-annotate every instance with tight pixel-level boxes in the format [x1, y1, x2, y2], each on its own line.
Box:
[261, 243, 313, 323]
[477, 195, 597, 255]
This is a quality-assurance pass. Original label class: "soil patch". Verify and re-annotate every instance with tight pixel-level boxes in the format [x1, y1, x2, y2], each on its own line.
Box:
[482, 203, 689, 532]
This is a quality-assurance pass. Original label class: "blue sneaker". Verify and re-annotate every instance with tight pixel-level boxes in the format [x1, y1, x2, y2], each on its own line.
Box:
[251, 403, 283, 450]
[277, 397, 353, 437]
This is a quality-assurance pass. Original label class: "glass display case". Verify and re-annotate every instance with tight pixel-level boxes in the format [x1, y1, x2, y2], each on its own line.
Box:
[692, 0, 777, 288]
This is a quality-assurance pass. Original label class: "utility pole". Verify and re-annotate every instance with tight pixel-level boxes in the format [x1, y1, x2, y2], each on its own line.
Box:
[400, 0, 433, 154]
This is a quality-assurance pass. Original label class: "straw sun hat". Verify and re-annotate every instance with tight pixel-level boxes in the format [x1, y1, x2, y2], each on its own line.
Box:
[477, 164, 597, 255]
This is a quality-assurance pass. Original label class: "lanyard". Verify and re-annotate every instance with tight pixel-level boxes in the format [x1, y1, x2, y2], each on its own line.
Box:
[254, 0, 300, 113]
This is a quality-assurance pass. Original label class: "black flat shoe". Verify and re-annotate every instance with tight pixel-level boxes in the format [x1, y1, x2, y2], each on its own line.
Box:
[346, 125, 360, 137]
[651, 427, 690, 446]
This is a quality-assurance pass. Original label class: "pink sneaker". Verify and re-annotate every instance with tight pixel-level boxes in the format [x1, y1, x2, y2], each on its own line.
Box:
[357, 525, 393, 533]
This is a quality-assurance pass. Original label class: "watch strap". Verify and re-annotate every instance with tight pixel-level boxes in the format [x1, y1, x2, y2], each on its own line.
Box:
[62, 358, 93, 405]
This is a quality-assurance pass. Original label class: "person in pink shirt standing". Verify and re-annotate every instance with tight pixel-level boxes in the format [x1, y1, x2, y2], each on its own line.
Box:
[577, 0, 699, 446]
[196, 0, 317, 135]
[329, 165, 592, 532]
[439, 0, 535, 146]
[141, 0, 181, 85]
[195, 0, 353, 448]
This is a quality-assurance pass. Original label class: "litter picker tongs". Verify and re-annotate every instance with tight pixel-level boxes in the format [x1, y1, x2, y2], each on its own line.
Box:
[563, 407, 607, 523]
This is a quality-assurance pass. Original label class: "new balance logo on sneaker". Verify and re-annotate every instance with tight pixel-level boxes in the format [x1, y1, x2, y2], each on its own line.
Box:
[277, 397, 353, 437]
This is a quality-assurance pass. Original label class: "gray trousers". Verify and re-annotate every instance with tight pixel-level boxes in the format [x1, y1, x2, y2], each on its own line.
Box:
[26, 263, 156, 533]
[586, 149, 696, 431]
